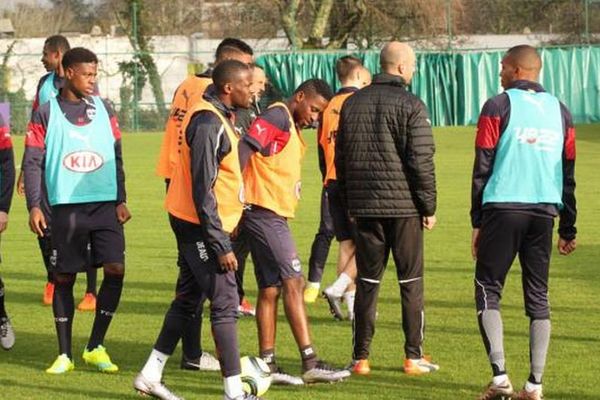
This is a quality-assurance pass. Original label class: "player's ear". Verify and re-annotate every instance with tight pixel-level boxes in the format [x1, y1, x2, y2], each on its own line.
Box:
[294, 91, 305, 103]
[223, 82, 232, 95]
[64, 66, 74, 80]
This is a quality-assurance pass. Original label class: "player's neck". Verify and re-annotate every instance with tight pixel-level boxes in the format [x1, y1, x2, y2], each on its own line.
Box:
[61, 86, 84, 103]
[55, 64, 65, 78]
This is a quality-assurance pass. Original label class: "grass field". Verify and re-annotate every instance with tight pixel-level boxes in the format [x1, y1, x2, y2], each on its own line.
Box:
[0, 125, 599, 399]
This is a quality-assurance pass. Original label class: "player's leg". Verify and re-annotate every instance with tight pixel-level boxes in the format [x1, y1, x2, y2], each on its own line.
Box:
[475, 211, 527, 398]
[389, 217, 438, 374]
[350, 217, 388, 375]
[233, 223, 255, 316]
[305, 187, 334, 303]
[83, 203, 125, 373]
[0, 271, 15, 350]
[135, 238, 203, 400]
[513, 217, 553, 400]
[46, 204, 88, 374]
[77, 246, 98, 311]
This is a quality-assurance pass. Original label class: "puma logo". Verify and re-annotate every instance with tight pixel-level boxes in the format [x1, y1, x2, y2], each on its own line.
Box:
[255, 123, 266, 136]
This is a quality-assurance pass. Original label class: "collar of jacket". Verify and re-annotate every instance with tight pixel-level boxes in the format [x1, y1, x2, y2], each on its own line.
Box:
[203, 86, 235, 119]
[506, 79, 545, 93]
[371, 73, 408, 87]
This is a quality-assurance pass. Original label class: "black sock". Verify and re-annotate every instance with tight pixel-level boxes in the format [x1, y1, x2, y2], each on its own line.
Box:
[260, 349, 277, 373]
[87, 271, 123, 350]
[300, 345, 318, 371]
[53, 274, 76, 358]
[85, 267, 98, 295]
[0, 276, 7, 319]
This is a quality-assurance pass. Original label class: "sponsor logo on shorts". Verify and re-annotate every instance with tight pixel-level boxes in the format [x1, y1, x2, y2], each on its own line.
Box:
[55, 317, 69, 323]
[196, 241, 209, 262]
[63, 151, 104, 173]
[291, 258, 301, 272]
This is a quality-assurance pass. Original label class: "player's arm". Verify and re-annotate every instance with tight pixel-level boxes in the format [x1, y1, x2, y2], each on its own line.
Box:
[335, 103, 348, 210]
[238, 109, 283, 171]
[188, 111, 235, 261]
[0, 115, 15, 233]
[103, 99, 130, 224]
[23, 107, 48, 236]
[557, 103, 577, 255]
[316, 113, 326, 181]
[403, 98, 437, 228]
[30, 75, 46, 115]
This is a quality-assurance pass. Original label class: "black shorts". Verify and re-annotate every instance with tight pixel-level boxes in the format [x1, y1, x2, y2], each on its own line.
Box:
[326, 180, 355, 242]
[242, 206, 302, 289]
[51, 202, 125, 274]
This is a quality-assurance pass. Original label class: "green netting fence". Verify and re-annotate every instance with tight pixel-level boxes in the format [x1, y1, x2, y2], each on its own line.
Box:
[256, 46, 600, 126]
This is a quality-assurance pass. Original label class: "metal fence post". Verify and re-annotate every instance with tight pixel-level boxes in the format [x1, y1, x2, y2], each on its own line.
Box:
[132, 0, 139, 132]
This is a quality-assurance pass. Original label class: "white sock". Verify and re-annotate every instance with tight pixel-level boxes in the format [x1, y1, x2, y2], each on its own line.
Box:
[525, 381, 542, 393]
[224, 374, 244, 399]
[141, 349, 169, 382]
[307, 281, 320, 290]
[492, 374, 508, 385]
[328, 273, 352, 297]
[344, 290, 355, 315]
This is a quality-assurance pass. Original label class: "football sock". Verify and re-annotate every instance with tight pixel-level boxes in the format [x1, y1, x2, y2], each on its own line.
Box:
[328, 273, 352, 297]
[213, 320, 240, 376]
[344, 290, 355, 315]
[478, 309, 506, 376]
[223, 375, 244, 399]
[260, 349, 277, 372]
[0, 276, 7, 319]
[525, 381, 543, 393]
[53, 275, 76, 358]
[181, 305, 203, 360]
[141, 349, 169, 382]
[300, 344, 318, 371]
[85, 266, 97, 295]
[529, 318, 550, 384]
[87, 271, 123, 350]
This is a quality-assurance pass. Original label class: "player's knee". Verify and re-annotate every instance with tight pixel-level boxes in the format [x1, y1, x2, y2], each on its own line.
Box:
[103, 263, 125, 276]
[526, 305, 550, 320]
[54, 273, 76, 286]
[259, 286, 280, 302]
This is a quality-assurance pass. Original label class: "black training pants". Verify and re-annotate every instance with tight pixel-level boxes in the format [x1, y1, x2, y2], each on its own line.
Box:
[353, 217, 425, 360]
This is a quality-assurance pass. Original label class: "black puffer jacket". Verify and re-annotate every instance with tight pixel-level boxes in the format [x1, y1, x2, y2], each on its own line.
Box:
[335, 73, 436, 218]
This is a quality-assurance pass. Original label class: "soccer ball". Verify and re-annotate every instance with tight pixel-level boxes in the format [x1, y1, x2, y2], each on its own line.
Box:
[240, 356, 272, 396]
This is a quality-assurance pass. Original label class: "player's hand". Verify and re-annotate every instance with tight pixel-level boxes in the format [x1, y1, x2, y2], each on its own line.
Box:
[557, 237, 576, 255]
[471, 228, 480, 260]
[0, 211, 8, 233]
[29, 207, 47, 237]
[116, 203, 132, 224]
[16, 171, 25, 196]
[218, 251, 238, 271]
[422, 215, 436, 230]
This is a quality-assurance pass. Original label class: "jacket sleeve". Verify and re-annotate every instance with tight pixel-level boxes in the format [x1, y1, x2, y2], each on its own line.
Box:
[558, 103, 576, 240]
[403, 99, 436, 217]
[470, 98, 502, 228]
[102, 99, 126, 203]
[23, 110, 47, 210]
[187, 111, 233, 256]
[0, 119, 14, 213]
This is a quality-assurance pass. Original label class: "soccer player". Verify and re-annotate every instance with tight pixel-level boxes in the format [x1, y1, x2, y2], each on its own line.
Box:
[18, 34, 98, 310]
[23, 47, 131, 374]
[337, 42, 439, 376]
[472, 45, 577, 400]
[155, 38, 254, 372]
[309, 57, 372, 319]
[239, 79, 350, 385]
[134, 60, 258, 400]
[0, 111, 15, 351]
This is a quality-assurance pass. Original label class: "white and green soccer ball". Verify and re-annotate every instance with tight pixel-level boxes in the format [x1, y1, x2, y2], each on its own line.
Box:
[240, 356, 272, 396]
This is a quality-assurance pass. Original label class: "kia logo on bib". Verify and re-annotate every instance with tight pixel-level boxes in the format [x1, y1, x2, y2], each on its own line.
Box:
[63, 151, 104, 173]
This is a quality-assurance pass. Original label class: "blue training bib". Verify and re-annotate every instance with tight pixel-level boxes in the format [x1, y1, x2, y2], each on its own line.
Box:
[44, 96, 117, 205]
[38, 72, 59, 106]
[483, 88, 564, 208]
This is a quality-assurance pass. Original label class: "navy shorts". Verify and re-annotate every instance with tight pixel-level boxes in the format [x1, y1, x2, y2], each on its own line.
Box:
[326, 180, 355, 242]
[51, 202, 125, 274]
[242, 206, 302, 289]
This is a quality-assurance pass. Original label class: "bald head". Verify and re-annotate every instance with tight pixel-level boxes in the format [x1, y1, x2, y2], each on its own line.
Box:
[500, 45, 542, 89]
[380, 41, 417, 83]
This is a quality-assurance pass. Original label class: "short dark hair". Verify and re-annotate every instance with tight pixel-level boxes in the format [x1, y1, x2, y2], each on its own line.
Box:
[62, 47, 98, 70]
[336, 55, 363, 81]
[215, 45, 246, 64]
[294, 79, 334, 101]
[216, 38, 253, 59]
[44, 35, 70, 53]
[212, 59, 251, 92]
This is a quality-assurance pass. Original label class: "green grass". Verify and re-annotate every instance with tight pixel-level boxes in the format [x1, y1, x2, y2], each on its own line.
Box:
[1, 126, 599, 399]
